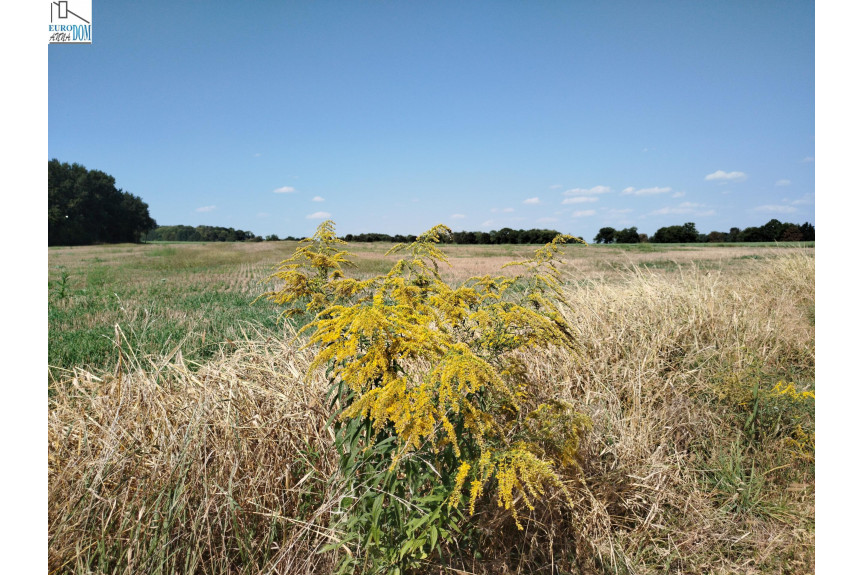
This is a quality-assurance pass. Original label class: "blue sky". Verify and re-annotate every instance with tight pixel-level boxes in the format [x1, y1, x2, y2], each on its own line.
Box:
[48, 0, 814, 241]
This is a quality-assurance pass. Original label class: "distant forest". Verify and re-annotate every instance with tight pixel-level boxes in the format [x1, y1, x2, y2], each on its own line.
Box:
[593, 220, 814, 244]
[49, 160, 156, 246]
[145, 225, 267, 243]
[340, 220, 814, 245]
[131, 221, 817, 246]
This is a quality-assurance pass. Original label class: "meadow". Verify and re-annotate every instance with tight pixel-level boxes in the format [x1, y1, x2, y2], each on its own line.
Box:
[48, 238, 814, 574]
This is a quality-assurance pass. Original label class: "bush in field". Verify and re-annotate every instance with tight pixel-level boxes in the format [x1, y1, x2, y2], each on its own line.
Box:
[264, 221, 590, 574]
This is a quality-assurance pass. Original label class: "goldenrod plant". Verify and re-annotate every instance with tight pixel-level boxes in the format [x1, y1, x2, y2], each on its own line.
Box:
[260, 219, 372, 317]
[266, 221, 590, 573]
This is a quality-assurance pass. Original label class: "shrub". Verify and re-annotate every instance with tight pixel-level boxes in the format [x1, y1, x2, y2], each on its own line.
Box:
[264, 221, 591, 574]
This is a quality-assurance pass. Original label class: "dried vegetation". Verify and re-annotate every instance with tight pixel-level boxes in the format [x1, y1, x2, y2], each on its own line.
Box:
[48, 245, 814, 574]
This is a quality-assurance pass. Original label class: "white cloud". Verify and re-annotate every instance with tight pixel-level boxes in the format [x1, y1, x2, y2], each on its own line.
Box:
[491, 207, 515, 213]
[754, 205, 797, 214]
[273, 186, 297, 194]
[196, 205, 216, 212]
[481, 219, 494, 227]
[523, 197, 541, 205]
[648, 202, 715, 216]
[622, 186, 673, 196]
[775, 179, 792, 187]
[311, 196, 325, 202]
[791, 193, 814, 205]
[563, 186, 612, 196]
[562, 196, 598, 204]
[306, 211, 331, 219]
[571, 210, 597, 218]
[802, 156, 814, 163]
[549, 184, 563, 190]
[705, 170, 747, 182]
[451, 213, 467, 219]
[672, 191, 685, 198]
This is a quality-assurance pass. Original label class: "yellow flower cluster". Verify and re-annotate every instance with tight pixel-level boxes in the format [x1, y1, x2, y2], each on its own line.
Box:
[269, 221, 590, 528]
[770, 380, 815, 402]
[260, 220, 365, 316]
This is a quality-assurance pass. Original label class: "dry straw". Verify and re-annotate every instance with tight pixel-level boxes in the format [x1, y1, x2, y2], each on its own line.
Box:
[48, 248, 814, 574]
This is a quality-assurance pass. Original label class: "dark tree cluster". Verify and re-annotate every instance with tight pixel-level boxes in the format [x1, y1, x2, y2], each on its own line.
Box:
[145, 225, 263, 242]
[703, 219, 815, 243]
[343, 232, 418, 243]
[49, 160, 157, 246]
[343, 228, 582, 245]
[594, 226, 641, 244]
[592, 220, 814, 244]
[650, 222, 700, 243]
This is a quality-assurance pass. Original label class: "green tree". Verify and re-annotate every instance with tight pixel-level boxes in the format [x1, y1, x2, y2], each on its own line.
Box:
[614, 227, 640, 244]
[594, 227, 617, 244]
[651, 222, 699, 243]
[49, 159, 156, 245]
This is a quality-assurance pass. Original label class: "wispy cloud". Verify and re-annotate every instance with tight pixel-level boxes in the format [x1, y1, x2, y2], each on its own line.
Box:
[775, 179, 792, 187]
[802, 156, 814, 163]
[481, 219, 494, 228]
[536, 217, 559, 224]
[622, 186, 672, 196]
[648, 202, 715, 216]
[705, 170, 747, 182]
[196, 205, 216, 213]
[672, 191, 686, 198]
[549, 184, 563, 190]
[451, 213, 467, 219]
[523, 197, 541, 205]
[563, 186, 612, 196]
[606, 208, 633, 216]
[562, 196, 598, 205]
[754, 205, 797, 214]
[571, 210, 597, 218]
[491, 207, 515, 213]
[257, 212, 269, 218]
[791, 193, 813, 205]
[311, 196, 325, 202]
[273, 186, 296, 194]
[306, 211, 331, 219]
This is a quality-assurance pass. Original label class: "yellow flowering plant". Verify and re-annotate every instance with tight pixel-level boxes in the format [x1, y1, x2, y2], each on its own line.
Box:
[266, 221, 590, 574]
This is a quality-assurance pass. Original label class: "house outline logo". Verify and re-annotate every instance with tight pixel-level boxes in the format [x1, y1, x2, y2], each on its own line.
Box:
[48, 1, 92, 44]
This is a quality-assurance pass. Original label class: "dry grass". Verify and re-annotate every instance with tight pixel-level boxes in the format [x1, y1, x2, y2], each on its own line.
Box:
[48, 247, 814, 574]
[48, 324, 343, 575]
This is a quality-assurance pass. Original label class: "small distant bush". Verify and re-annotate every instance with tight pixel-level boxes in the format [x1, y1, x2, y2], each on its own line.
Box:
[264, 221, 591, 574]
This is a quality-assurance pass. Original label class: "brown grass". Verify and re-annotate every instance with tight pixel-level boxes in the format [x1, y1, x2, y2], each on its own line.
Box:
[48, 247, 814, 574]
[48, 324, 342, 574]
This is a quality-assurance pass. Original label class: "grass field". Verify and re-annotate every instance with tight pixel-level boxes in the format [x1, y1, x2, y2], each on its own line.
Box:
[48, 240, 812, 377]
[48, 240, 814, 574]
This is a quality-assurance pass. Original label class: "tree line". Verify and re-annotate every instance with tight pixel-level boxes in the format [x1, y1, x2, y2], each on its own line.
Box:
[145, 225, 268, 243]
[49, 160, 157, 246]
[344, 228, 582, 245]
[593, 219, 814, 244]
